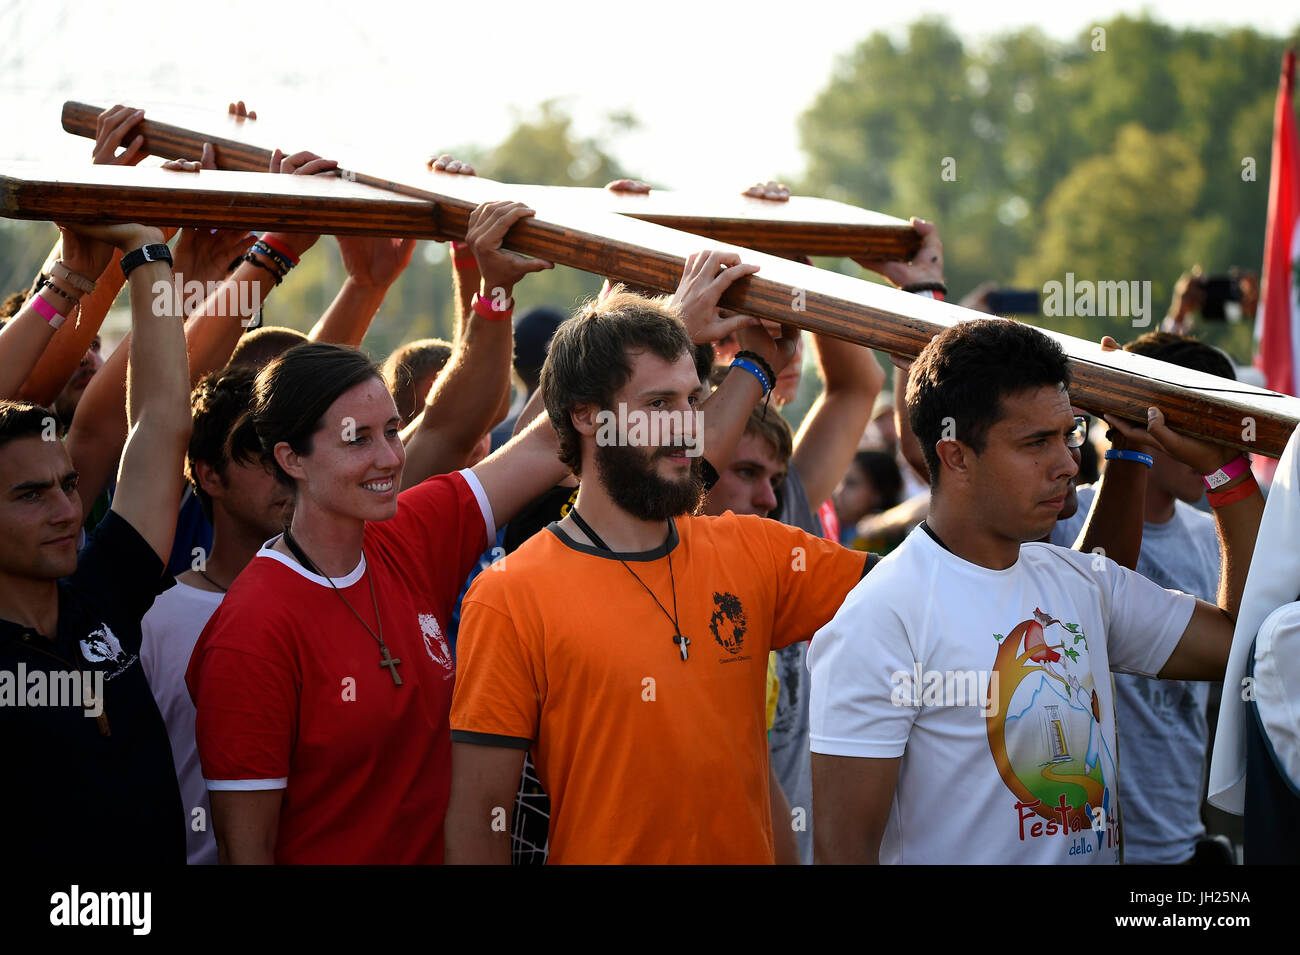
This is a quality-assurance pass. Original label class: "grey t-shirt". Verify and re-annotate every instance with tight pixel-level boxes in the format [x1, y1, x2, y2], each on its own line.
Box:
[1051, 484, 1220, 864]
[769, 463, 823, 865]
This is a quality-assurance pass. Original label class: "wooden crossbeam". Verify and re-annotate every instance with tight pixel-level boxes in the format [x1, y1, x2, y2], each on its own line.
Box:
[4, 157, 1296, 457]
[60, 101, 920, 260]
[0, 162, 436, 237]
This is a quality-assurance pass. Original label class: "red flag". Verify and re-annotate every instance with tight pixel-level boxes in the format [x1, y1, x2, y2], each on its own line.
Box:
[1255, 50, 1300, 399]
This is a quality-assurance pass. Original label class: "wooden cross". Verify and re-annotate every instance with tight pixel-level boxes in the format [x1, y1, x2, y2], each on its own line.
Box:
[1, 100, 1297, 457]
[378, 645, 403, 686]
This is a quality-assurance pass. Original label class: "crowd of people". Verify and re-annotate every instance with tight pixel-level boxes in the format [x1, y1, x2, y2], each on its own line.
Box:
[1, 105, 1296, 866]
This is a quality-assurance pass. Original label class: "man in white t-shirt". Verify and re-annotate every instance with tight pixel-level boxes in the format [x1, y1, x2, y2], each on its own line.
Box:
[140, 365, 292, 864]
[809, 319, 1263, 864]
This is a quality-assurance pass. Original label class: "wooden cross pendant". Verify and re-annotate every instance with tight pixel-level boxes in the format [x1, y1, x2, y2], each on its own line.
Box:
[378, 646, 403, 686]
[673, 633, 690, 662]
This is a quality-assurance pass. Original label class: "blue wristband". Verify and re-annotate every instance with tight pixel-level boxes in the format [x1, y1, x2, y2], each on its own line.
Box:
[1105, 448, 1153, 468]
[730, 357, 771, 395]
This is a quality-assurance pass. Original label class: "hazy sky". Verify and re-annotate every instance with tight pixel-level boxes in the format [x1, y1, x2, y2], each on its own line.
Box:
[2, 0, 1297, 190]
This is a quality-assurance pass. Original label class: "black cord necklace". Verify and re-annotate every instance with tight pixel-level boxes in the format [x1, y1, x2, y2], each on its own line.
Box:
[569, 508, 689, 662]
[197, 570, 228, 593]
[283, 525, 403, 686]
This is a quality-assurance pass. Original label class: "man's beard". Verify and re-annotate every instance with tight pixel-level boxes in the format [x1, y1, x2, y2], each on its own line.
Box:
[594, 439, 705, 522]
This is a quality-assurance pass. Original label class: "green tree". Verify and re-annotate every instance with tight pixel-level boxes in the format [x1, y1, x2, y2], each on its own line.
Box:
[1015, 123, 1204, 311]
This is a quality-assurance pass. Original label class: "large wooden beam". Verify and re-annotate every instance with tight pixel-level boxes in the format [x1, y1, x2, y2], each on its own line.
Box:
[0, 162, 436, 237]
[60, 101, 920, 260]
[4, 160, 1296, 457]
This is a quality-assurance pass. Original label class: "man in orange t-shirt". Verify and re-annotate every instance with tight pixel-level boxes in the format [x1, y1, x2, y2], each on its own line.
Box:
[446, 289, 869, 864]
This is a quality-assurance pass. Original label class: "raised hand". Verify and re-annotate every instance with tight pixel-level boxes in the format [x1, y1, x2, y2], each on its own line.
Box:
[337, 235, 417, 289]
[228, 101, 257, 122]
[56, 155, 194, 276]
[262, 148, 339, 261]
[58, 221, 165, 256]
[269, 148, 338, 177]
[666, 251, 761, 344]
[467, 201, 554, 303]
[741, 180, 790, 202]
[172, 143, 257, 288]
[92, 105, 147, 166]
[1113, 407, 1239, 477]
[733, 318, 800, 379]
[428, 153, 476, 176]
[606, 178, 652, 194]
[853, 217, 944, 289]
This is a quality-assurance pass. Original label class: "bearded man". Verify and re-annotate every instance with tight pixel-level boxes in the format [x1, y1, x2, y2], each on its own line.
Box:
[444, 290, 873, 864]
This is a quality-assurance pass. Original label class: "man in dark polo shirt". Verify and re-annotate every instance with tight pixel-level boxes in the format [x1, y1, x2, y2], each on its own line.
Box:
[0, 219, 192, 863]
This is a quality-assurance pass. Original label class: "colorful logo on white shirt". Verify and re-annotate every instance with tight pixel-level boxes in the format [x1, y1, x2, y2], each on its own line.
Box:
[986, 607, 1118, 855]
[418, 613, 453, 671]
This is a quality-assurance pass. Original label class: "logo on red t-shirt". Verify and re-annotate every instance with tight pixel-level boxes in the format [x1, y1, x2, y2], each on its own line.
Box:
[419, 613, 453, 672]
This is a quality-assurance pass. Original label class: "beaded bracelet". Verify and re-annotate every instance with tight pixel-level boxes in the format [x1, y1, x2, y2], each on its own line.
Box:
[242, 250, 283, 286]
[38, 277, 81, 306]
[252, 241, 294, 277]
[257, 234, 300, 267]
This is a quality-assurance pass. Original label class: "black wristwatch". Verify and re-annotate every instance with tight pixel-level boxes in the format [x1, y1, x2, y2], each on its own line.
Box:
[120, 243, 173, 278]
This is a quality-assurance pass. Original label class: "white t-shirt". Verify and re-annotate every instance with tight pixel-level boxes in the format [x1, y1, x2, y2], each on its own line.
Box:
[808, 525, 1195, 864]
[140, 579, 224, 865]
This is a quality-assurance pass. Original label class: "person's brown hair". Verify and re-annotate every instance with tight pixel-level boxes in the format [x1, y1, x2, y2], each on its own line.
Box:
[540, 289, 693, 475]
[186, 366, 263, 520]
[381, 338, 454, 425]
[250, 343, 383, 486]
[907, 319, 1070, 487]
[227, 325, 308, 370]
[743, 404, 793, 466]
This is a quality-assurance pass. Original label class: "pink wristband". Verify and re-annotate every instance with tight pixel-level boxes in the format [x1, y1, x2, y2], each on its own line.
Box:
[30, 292, 68, 329]
[471, 292, 513, 321]
[1203, 454, 1251, 490]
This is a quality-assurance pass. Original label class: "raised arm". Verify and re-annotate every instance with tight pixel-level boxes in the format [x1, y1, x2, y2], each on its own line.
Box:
[308, 235, 415, 346]
[663, 249, 800, 470]
[186, 148, 334, 365]
[0, 231, 107, 401]
[15, 105, 150, 404]
[58, 219, 192, 563]
[790, 332, 885, 509]
[400, 201, 552, 489]
[786, 218, 948, 510]
[429, 155, 482, 347]
[1131, 410, 1265, 679]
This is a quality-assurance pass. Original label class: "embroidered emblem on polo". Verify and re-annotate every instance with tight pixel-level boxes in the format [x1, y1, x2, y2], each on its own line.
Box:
[419, 613, 453, 670]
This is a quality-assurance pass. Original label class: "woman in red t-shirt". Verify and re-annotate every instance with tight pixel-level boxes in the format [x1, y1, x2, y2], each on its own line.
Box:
[187, 201, 564, 863]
